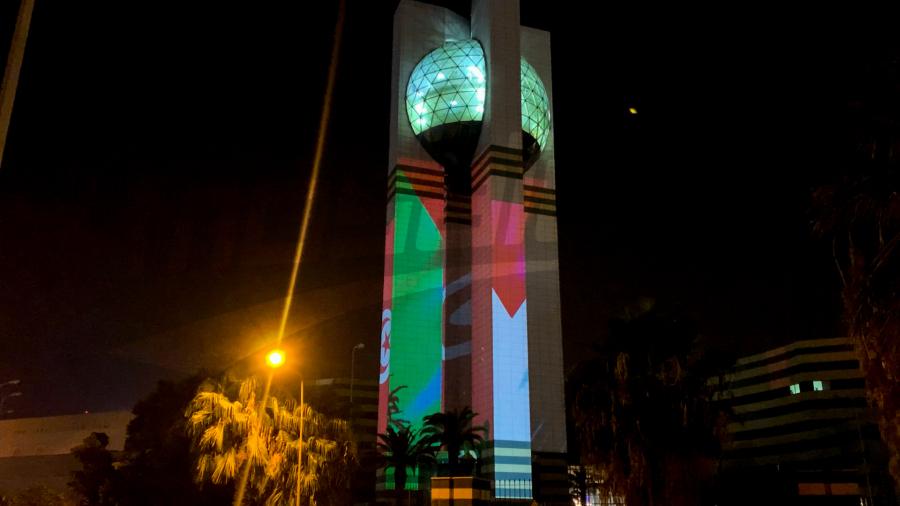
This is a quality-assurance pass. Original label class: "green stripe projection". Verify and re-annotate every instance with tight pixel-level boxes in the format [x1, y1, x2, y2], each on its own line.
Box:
[391, 178, 443, 430]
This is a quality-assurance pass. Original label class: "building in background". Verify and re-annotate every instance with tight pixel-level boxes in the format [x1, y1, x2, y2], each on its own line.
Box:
[0, 410, 132, 493]
[305, 377, 378, 505]
[717, 337, 895, 505]
[379, 0, 567, 501]
[0, 380, 379, 503]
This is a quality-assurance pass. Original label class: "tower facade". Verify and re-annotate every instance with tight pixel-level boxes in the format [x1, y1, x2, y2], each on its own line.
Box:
[379, 0, 567, 500]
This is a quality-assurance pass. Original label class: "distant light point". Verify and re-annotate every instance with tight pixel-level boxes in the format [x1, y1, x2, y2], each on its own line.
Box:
[628, 107, 638, 115]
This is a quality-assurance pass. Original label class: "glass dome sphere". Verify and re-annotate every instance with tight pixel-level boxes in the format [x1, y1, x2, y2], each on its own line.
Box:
[520, 59, 551, 154]
[406, 39, 487, 136]
[405, 39, 552, 176]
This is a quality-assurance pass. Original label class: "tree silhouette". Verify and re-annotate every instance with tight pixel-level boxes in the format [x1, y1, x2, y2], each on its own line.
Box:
[571, 299, 731, 506]
[810, 50, 900, 496]
[376, 424, 434, 506]
[69, 432, 118, 506]
[387, 385, 409, 429]
[421, 407, 485, 476]
[185, 375, 357, 505]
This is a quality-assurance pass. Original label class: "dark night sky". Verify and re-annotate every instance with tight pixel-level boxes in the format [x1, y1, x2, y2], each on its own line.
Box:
[0, 1, 891, 417]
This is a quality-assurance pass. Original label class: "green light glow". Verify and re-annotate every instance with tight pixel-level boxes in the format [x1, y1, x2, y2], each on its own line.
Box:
[406, 40, 486, 135]
[391, 178, 443, 430]
[406, 40, 553, 152]
[520, 59, 551, 150]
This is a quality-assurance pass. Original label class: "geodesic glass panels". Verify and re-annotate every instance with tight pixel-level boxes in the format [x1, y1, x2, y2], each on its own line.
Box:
[406, 39, 486, 135]
[520, 59, 551, 150]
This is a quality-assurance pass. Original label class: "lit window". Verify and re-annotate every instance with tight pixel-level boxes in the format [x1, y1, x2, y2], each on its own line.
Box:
[790, 384, 800, 395]
[813, 380, 824, 391]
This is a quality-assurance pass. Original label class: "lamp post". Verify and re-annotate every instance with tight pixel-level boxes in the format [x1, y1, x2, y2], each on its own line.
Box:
[266, 350, 305, 506]
[350, 343, 364, 405]
[296, 376, 304, 506]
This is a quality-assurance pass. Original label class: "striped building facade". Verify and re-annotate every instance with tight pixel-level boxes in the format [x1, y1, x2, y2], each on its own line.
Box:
[306, 377, 378, 448]
[305, 378, 379, 504]
[718, 338, 895, 505]
[380, 1, 568, 502]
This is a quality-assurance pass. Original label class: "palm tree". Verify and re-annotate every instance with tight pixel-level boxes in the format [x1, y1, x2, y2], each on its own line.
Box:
[421, 407, 486, 476]
[810, 51, 900, 496]
[376, 424, 434, 505]
[386, 385, 409, 429]
[185, 376, 357, 505]
[570, 299, 731, 506]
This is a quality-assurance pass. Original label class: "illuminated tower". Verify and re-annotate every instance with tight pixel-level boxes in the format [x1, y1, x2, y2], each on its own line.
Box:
[379, 0, 566, 500]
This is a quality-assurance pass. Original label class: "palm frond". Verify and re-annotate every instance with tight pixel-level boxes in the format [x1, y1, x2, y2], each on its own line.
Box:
[185, 375, 357, 504]
[199, 421, 226, 452]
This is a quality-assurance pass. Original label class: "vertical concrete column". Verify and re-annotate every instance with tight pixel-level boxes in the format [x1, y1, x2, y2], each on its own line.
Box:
[521, 27, 569, 502]
[379, 2, 469, 495]
[443, 191, 473, 412]
[470, 0, 532, 497]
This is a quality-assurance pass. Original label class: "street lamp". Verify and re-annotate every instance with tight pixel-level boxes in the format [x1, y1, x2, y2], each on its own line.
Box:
[235, 350, 290, 506]
[266, 349, 285, 369]
[350, 343, 364, 405]
[266, 349, 305, 506]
